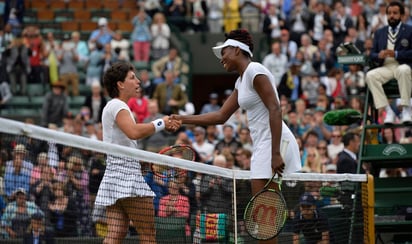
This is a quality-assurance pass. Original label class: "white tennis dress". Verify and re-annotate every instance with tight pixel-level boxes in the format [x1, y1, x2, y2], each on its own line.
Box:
[236, 62, 302, 179]
[94, 99, 155, 209]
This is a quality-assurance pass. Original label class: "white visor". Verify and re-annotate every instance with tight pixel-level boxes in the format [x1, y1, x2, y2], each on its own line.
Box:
[212, 39, 253, 59]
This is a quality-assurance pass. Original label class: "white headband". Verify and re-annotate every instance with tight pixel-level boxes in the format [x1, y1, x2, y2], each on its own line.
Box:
[212, 39, 253, 59]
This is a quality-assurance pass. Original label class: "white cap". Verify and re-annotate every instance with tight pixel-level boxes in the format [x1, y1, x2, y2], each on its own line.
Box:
[91, 79, 101, 88]
[212, 39, 253, 59]
[98, 17, 108, 26]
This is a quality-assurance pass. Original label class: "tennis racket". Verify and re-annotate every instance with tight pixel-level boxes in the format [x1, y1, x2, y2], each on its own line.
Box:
[151, 144, 196, 178]
[243, 176, 287, 240]
[243, 140, 289, 240]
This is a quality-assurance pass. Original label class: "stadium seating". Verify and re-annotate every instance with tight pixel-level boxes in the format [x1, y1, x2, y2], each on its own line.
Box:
[67, 0, 84, 10]
[27, 83, 46, 97]
[73, 10, 92, 21]
[110, 10, 129, 21]
[102, 1, 121, 10]
[49, 1, 67, 10]
[10, 1, 190, 122]
[84, 0, 103, 10]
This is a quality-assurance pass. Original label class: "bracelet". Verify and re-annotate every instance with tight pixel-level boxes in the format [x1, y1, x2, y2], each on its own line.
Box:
[151, 119, 165, 133]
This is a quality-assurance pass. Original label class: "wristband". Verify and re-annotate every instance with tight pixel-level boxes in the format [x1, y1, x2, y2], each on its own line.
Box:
[152, 119, 165, 133]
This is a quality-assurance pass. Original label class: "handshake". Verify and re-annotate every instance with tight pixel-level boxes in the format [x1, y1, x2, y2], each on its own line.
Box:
[162, 115, 182, 132]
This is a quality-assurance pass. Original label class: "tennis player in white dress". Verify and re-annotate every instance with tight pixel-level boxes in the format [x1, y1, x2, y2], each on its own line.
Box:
[94, 62, 180, 244]
[171, 29, 301, 244]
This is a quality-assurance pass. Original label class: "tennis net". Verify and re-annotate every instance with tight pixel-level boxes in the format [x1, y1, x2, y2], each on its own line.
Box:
[0, 117, 373, 243]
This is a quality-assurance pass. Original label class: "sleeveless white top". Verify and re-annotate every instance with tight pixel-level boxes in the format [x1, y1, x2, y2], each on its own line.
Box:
[236, 62, 302, 178]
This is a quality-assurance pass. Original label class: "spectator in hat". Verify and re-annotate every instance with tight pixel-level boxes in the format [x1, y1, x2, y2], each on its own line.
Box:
[200, 92, 221, 114]
[41, 81, 69, 128]
[292, 192, 330, 244]
[224, 89, 232, 97]
[192, 126, 215, 163]
[4, 144, 33, 200]
[23, 211, 54, 244]
[222, 89, 232, 104]
[88, 17, 115, 50]
[1, 188, 42, 239]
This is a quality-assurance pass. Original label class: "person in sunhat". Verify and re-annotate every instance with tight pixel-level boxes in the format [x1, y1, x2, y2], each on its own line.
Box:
[41, 81, 69, 127]
[4, 144, 33, 200]
[2, 188, 42, 239]
[292, 192, 330, 244]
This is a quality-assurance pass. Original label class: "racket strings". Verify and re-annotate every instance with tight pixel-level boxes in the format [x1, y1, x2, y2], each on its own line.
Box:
[244, 191, 287, 240]
[162, 147, 195, 161]
[152, 145, 195, 178]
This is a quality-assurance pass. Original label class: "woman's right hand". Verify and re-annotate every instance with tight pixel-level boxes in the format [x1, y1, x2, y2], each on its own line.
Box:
[163, 116, 181, 132]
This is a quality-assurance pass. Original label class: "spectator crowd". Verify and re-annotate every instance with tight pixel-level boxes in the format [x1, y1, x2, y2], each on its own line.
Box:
[0, 0, 412, 241]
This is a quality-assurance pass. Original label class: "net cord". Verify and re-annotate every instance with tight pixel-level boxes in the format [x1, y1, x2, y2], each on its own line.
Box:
[0, 117, 368, 182]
